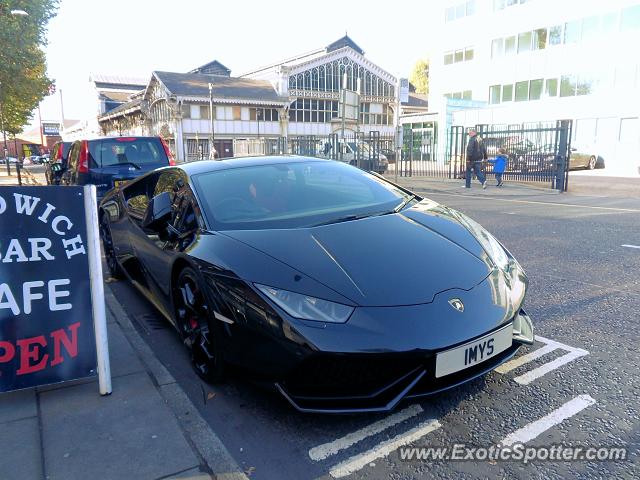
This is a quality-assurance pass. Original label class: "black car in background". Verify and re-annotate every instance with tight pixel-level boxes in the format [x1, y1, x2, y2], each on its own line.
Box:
[99, 156, 534, 413]
[60, 136, 175, 200]
[46, 141, 72, 185]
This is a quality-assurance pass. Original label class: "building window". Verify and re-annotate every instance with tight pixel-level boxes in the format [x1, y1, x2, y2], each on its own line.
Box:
[581, 16, 599, 41]
[200, 105, 210, 120]
[463, 90, 472, 100]
[621, 5, 640, 31]
[518, 31, 532, 53]
[515, 81, 529, 101]
[502, 84, 513, 102]
[464, 47, 474, 61]
[232, 106, 241, 120]
[549, 25, 563, 45]
[533, 28, 547, 49]
[181, 104, 190, 118]
[446, 0, 475, 22]
[529, 79, 543, 100]
[444, 52, 453, 64]
[619, 117, 639, 142]
[576, 75, 593, 95]
[504, 36, 516, 55]
[454, 50, 464, 62]
[489, 85, 501, 104]
[492, 38, 504, 58]
[600, 12, 618, 33]
[560, 75, 577, 96]
[190, 105, 201, 119]
[564, 20, 581, 43]
[545, 78, 558, 97]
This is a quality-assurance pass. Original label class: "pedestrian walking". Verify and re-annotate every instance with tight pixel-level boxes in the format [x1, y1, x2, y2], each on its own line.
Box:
[465, 129, 487, 189]
[488, 147, 508, 187]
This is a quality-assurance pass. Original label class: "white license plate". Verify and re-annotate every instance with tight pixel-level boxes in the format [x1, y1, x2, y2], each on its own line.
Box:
[435, 324, 513, 378]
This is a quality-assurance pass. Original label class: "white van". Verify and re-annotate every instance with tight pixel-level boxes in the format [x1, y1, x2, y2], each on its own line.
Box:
[319, 140, 388, 174]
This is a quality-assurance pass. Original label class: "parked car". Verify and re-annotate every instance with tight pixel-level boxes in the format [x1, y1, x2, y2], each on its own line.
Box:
[319, 140, 388, 174]
[60, 136, 175, 200]
[569, 145, 604, 170]
[0, 156, 20, 165]
[99, 156, 534, 413]
[46, 141, 73, 185]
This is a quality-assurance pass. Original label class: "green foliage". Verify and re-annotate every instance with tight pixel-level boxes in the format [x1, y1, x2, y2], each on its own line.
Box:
[409, 59, 429, 95]
[0, 0, 59, 134]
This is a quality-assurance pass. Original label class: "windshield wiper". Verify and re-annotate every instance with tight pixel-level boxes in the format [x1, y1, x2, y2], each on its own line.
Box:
[310, 213, 378, 228]
[111, 161, 141, 170]
[391, 194, 419, 213]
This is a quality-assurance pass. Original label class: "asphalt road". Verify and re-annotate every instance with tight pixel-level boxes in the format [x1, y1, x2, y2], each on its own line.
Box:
[109, 184, 640, 479]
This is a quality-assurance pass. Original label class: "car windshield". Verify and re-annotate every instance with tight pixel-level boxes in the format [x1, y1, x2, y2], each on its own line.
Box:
[89, 138, 166, 168]
[192, 160, 413, 231]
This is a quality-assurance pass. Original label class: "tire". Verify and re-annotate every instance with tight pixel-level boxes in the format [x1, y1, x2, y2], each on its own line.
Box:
[587, 156, 596, 170]
[173, 267, 224, 383]
[100, 215, 123, 279]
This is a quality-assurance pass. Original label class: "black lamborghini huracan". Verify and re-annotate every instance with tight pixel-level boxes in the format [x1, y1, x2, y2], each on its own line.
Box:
[99, 156, 534, 413]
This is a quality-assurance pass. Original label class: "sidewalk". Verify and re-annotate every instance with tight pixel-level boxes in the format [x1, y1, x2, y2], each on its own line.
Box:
[387, 175, 560, 197]
[0, 287, 246, 480]
[0, 166, 43, 186]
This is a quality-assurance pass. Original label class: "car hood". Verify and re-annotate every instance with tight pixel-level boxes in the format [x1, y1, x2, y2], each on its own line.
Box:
[221, 201, 493, 307]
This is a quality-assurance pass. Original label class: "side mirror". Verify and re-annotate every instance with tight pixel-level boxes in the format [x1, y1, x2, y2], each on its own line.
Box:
[141, 191, 172, 231]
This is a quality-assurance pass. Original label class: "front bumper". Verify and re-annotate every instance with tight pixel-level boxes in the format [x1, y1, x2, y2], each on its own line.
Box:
[276, 309, 533, 414]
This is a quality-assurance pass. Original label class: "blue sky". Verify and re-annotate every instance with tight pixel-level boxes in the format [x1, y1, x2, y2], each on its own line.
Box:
[33, 0, 437, 128]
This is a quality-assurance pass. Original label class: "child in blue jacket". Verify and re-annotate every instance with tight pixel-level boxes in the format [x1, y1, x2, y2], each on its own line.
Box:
[488, 148, 508, 187]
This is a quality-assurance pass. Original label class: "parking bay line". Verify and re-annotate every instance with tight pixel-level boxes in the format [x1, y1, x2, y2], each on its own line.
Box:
[309, 404, 423, 461]
[494, 335, 589, 385]
[622, 244, 640, 249]
[328, 419, 441, 479]
[501, 394, 596, 446]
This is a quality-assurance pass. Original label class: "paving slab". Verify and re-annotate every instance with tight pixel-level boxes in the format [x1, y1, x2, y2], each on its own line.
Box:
[0, 388, 37, 424]
[106, 320, 145, 378]
[40, 371, 200, 480]
[0, 417, 43, 480]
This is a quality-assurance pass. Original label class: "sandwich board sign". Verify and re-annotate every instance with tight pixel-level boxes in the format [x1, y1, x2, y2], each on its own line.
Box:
[0, 185, 111, 394]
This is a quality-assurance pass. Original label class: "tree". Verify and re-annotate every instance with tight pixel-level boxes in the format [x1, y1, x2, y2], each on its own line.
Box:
[0, 0, 59, 134]
[409, 59, 429, 95]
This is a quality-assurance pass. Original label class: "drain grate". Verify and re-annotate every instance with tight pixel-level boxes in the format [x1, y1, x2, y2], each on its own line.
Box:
[132, 313, 168, 335]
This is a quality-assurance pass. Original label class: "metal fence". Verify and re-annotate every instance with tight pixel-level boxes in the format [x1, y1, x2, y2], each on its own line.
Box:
[398, 121, 573, 191]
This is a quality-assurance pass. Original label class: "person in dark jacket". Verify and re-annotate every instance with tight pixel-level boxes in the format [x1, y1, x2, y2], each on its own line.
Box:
[465, 129, 487, 189]
[488, 147, 508, 186]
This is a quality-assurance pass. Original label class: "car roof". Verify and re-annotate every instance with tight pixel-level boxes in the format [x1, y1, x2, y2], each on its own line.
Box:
[176, 155, 332, 175]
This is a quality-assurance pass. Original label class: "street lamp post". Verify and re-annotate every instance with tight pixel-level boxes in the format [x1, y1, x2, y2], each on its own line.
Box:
[208, 83, 215, 159]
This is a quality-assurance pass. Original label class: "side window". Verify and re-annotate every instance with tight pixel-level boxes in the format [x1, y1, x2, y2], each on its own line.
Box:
[154, 169, 186, 198]
[122, 174, 159, 219]
[67, 143, 78, 170]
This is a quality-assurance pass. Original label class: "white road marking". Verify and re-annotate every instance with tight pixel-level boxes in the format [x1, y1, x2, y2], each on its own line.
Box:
[419, 192, 640, 213]
[500, 394, 596, 446]
[308, 404, 423, 461]
[495, 335, 589, 384]
[622, 244, 640, 249]
[328, 419, 441, 479]
[514, 349, 589, 385]
[494, 343, 558, 374]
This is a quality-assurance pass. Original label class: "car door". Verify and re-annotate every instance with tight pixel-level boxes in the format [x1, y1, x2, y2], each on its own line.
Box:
[129, 168, 194, 316]
[60, 142, 79, 185]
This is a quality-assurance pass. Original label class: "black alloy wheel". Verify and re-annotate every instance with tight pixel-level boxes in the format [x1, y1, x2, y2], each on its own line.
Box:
[100, 215, 123, 278]
[174, 268, 224, 383]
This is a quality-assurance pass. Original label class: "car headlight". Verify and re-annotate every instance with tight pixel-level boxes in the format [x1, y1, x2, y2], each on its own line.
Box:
[452, 211, 510, 271]
[255, 284, 354, 323]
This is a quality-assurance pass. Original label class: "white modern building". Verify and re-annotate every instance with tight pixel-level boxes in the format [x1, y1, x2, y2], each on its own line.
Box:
[428, 0, 640, 174]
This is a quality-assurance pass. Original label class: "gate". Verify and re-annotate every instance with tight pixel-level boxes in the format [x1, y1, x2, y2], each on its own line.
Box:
[399, 120, 573, 191]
